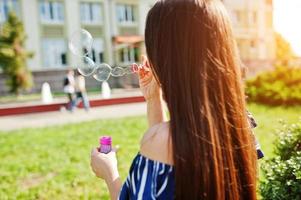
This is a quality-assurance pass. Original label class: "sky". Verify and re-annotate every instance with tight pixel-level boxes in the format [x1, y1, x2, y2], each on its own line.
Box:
[274, 0, 301, 56]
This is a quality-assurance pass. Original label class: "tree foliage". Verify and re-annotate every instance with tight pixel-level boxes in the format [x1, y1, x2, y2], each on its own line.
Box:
[0, 12, 33, 95]
[275, 32, 295, 66]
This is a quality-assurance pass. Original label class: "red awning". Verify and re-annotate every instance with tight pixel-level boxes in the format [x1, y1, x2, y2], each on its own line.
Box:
[113, 35, 144, 44]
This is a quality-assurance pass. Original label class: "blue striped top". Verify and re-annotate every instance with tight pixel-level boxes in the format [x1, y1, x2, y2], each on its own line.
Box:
[119, 153, 175, 200]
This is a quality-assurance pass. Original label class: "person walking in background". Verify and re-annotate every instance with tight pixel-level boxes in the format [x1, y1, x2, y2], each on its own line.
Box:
[63, 69, 75, 111]
[74, 70, 90, 112]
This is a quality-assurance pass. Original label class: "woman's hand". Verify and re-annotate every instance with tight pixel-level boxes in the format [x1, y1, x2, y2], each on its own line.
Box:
[90, 148, 119, 182]
[139, 56, 161, 101]
[139, 56, 167, 127]
[91, 149, 122, 200]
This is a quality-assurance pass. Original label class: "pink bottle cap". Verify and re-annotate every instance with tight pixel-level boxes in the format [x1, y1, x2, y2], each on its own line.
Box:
[100, 136, 112, 145]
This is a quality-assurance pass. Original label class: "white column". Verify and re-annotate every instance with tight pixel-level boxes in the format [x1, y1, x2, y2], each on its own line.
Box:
[21, 0, 41, 70]
[109, 0, 118, 36]
[103, 0, 114, 65]
[258, 0, 266, 60]
[65, 0, 81, 67]
[108, 0, 118, 65]
[138, 0, 147, 35]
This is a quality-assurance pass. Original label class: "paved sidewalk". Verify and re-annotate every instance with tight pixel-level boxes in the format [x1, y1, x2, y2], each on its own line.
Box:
[0, 102, 146, 132]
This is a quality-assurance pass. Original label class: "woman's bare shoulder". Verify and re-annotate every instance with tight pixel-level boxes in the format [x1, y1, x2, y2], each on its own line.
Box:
[140, 122, 173, 165]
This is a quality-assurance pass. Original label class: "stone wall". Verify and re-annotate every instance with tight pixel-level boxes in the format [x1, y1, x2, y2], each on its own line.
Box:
[0, 69, 139, 95]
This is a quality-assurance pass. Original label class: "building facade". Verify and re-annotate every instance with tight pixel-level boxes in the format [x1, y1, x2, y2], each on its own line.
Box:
[0, 0, 275, 93]
[0, 0, 153, 71]
[223, 0, 275, 73]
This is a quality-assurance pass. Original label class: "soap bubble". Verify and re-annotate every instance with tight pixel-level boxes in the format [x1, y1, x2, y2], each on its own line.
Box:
[123, 66, 135, 75]
[111, 67, 125, 77]
[69, 29, 93, 57]
[77, 56, 96, 76]
[93, 64, 112, 82]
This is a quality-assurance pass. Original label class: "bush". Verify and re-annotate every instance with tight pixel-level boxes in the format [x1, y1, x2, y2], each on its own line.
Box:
[260, 122, 301, 200]
[246, 66, 301, 106]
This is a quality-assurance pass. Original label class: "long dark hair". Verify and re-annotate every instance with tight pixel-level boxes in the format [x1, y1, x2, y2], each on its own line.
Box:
[145, 0, 257, 199]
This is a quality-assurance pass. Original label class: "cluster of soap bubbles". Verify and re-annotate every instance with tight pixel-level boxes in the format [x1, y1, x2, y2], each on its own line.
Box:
[69, 29, 146, 82]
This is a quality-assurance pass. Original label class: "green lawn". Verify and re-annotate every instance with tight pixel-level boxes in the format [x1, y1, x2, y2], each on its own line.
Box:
[248, 104, 301, 158]
[0, 104, 300, 200]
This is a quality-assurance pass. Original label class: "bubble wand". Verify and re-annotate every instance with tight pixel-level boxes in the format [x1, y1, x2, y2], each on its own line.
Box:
[69, 29, 150, 82]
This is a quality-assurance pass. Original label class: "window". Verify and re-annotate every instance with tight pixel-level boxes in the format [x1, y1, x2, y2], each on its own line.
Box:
[251, 11, 257, 25]
[116, 4, 135, 23]
[266, 11, 273, 28]
[0, 0, 19, 23]
[266, 0, 273, 6]
[42, 38, 67, 68]
[230, 11, 237, 25]
[250, 40, 257, 48]
[119, 46, 139, 63]
[230, 10, 241, 26]
[91, 38, 104, 64]
[232, 10, 250, 26]
[39, 1, 64, 24]
[80, 2, 102, 24]
[250, 40, 257, 59]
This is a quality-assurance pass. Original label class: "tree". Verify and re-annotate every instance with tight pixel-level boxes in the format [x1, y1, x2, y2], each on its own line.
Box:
[0, 12, 33, 95]
[275, 32, 295, 66]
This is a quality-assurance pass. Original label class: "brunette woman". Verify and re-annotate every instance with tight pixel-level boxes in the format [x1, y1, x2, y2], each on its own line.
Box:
[91, 0, 257, 199]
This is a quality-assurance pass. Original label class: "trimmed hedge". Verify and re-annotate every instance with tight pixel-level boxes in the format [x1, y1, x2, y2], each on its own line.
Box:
[246, 66, 301, 106]
[260, 122, 301, 200]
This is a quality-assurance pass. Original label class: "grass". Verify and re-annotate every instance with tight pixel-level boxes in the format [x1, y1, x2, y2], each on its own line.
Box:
[0, 104, 301, 199]
[0, 117, 148, 200]
[248, 104, 301, 158]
